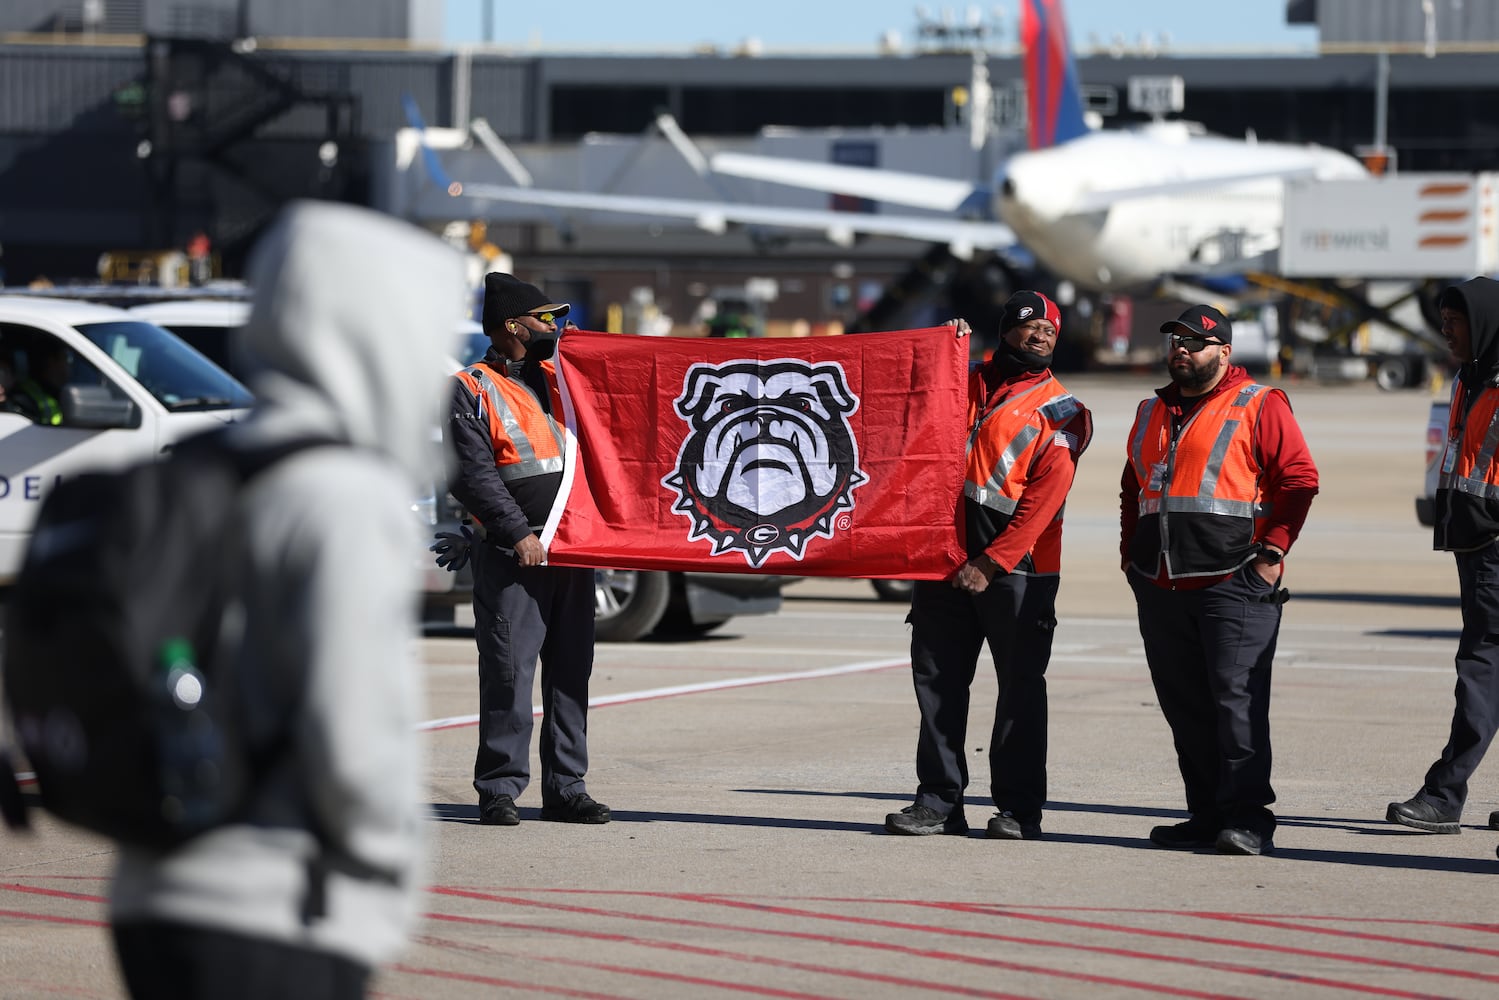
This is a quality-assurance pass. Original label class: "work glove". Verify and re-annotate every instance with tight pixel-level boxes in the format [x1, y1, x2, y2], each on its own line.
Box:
[430, 525, 474, 573]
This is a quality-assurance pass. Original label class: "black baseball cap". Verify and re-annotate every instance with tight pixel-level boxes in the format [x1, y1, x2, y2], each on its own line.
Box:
[1160, 304, 1232, 344]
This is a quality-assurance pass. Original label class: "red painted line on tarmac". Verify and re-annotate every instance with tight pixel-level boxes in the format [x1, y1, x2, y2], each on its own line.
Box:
[418, 657, 910, 731]
[392, 963, 625, 999]
[943, 903, 1499, 986]
[0, 908, 106, 928]
[2, 883, 107, 905]
[678, 893, 1452, 1000]
[397, 935, 631, 999]
[1449, 923, 1499, 934]
[1183, 911, 1499, 958]
[431, 886, 1248, 999]
[426, 911, 857, 999]
[0, 884, 108, 934]
[798, 897, 1499, 933]
[425, 907, 1035, 999]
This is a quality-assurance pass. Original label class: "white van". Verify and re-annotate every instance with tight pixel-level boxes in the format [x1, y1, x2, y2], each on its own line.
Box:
[0, 295, 254, 584]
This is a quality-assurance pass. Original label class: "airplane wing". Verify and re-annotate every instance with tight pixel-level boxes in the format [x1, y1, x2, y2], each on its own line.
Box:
[708, 152, 981, 213]
[1067, 165, 1321, 213]
[448, 179, 1016, 252]
[399, 94, 1012, 255]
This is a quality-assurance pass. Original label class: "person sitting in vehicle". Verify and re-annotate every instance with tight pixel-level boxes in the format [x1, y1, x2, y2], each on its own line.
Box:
[707, 309, 753, 339]
[12, 341, 69, 425]
[0, 356, 17, 413]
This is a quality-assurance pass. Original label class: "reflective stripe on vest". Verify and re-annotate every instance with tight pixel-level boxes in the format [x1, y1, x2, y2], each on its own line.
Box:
[963, 378, 1082, 516]
[964, 371, 1089, 576]
[456, 363, 565, 482]
[18, 380, 61, 426]
[1128, 383, 1273, 578]
[1439, 379, 1499, 500]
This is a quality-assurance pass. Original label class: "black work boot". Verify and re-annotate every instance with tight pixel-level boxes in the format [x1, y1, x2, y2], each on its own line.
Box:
[883, 804, 967, 836]
[1386, 796, 1460, 834]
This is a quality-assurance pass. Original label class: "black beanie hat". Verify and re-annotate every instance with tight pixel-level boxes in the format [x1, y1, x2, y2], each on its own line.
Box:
[999, 290, 1062, 337]
[482, 272, 569, 335]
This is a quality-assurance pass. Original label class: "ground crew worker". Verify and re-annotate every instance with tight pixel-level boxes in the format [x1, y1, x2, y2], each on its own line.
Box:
[13, 340, 67, 425]
[885, 291, 1092, 839]
[0, 356, 16, 411]
[444, 272, 610, 828]
[1122, 304, 1319, 857]
[1386, 276, 1499, 852]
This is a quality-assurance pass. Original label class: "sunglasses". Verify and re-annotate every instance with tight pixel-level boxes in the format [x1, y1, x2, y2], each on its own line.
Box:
[1169, 334, 1226, 353]
[528, 311, 561, 324]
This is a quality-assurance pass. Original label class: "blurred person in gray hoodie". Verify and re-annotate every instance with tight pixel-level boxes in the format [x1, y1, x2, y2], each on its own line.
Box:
[109, 202, 466, 999]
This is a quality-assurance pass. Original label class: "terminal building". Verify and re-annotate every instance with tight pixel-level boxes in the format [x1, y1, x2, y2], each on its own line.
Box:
[2, 0, 1497, 340]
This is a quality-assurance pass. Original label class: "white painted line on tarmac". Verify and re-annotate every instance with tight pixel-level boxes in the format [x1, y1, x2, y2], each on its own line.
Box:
[417, 656, 911, 732]
[14, 646, 1448, 788]
[600, 645, 902, 658]
[1044, 653, 1451, 674]
[1060, 617, 1456, 633]
[1280, 659, 1453, 674]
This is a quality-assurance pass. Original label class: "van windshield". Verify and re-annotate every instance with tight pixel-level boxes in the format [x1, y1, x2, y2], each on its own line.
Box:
[76, 320, 253, 411]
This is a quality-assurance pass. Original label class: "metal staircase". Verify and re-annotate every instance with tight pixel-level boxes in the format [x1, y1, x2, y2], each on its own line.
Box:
[140, 35, 360, 267]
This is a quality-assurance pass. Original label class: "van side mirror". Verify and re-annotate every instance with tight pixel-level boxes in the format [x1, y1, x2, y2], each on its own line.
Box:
[60, 385, 141, 429]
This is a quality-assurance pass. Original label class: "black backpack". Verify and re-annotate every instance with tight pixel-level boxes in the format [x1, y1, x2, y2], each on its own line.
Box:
[1, 432, 326, 847]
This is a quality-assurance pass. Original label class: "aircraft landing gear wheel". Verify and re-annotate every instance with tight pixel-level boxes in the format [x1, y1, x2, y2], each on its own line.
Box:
[1375, 357, 1409, 392]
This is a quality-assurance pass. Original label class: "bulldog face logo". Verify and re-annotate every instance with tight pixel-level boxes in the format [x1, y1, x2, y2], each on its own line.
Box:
[662, 358, 868, 567]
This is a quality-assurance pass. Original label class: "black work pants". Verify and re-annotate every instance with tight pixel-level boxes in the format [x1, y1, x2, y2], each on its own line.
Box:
[1129, 565, 1283, 838]
[1420, 541, 1499, 815]
[471, 540, 596, 808]
[907, 572, 1059, 822]
[113, 921, 367, 1000]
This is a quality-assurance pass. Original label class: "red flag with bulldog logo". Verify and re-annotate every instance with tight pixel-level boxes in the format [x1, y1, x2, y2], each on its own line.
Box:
[539, 327, 969, 578]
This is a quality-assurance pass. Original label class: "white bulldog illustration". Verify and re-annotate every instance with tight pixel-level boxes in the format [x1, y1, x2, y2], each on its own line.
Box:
[662, 359, 867, 566]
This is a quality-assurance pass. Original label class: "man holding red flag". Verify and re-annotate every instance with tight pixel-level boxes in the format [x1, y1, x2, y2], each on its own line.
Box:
[885, 291, 1093, 840]
[443, 273, 610, 829]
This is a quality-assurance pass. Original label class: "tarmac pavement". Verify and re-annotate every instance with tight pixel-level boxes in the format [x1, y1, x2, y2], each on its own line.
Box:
[5, 372, 1498, 999]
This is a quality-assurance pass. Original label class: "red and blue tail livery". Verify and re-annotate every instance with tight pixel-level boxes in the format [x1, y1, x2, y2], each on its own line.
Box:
[1021, 0, 1089, 150]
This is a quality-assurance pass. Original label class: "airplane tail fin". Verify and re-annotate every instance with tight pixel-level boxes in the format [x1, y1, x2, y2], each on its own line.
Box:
[1020, 0, 1089, 150]
[401, 94, 462, 195]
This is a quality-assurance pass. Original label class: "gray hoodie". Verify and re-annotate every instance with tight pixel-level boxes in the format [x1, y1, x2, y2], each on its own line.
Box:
[110, 202, 466, 968]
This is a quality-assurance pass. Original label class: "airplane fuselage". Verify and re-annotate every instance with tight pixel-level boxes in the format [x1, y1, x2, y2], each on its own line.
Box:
[996, 122, 1369, 292]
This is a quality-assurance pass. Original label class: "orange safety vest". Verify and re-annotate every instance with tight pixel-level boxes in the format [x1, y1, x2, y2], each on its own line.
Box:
[1126, 383, 1274, 578]
[1435, 379, 1499, 551]
[453, 361, 566, 484]
[964, 370, 1089, 576]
